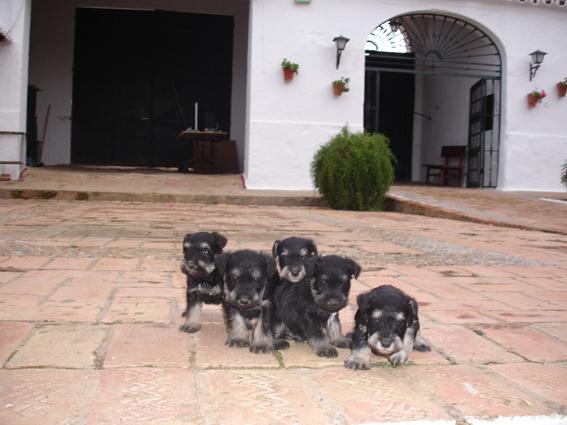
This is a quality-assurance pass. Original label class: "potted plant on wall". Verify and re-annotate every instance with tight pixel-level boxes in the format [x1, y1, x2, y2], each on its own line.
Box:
[281, 58, 299, 82]
[332, 77, 350, 96]
[557, 78, 567, 98]
[527, 89, 546, 108]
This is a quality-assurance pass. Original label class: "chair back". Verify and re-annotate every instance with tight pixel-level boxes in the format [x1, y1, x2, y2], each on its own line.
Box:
[441, 146, 466, 167]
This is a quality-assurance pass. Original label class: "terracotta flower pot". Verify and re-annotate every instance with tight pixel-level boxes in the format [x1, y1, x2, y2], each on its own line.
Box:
[557, 83, 567, 98]
[332, 83, 344, 96]
[527, 93, 539, 108]
[283, 68, 295, 82]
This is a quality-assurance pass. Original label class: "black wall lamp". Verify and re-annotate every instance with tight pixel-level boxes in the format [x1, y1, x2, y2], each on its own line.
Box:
[529, 50, 547, 81]
[333, 35, 350, 69]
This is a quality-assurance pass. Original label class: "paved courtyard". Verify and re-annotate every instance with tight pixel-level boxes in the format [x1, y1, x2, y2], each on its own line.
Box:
[0, 198, 566, 424]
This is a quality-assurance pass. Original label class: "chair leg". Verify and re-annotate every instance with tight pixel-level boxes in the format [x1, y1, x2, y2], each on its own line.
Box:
[441, 169, 450, 186]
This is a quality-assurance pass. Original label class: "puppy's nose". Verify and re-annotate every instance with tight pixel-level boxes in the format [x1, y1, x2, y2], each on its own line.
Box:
[238, 297, 251, 306]
[380, 338, 393, 348]
[290, 266, 302, 276]
[326, 299, 340, 310]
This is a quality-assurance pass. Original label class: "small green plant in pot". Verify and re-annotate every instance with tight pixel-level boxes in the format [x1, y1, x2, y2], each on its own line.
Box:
[332, 77, 350, 96]
[281, 58, 299, 82]
[312, 127, 395, 211]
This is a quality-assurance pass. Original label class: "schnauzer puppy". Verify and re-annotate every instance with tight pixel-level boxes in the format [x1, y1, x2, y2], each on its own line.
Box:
[344, 285, 431, 369]
[272, 237, 318, 283]
[269, 255, 361, 358]
[179, 231, 227, 333]
[215, 250, 278, 349]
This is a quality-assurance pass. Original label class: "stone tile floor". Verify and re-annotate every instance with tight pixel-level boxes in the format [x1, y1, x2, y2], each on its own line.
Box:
[0, 199, 566, 424]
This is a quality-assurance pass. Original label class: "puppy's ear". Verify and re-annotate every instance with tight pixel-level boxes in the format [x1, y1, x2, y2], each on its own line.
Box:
[183, 233, 191, 248]
[356, 292, 371, 311]
[263, 255, 277, 278]
[304, 254, 318, 275]
[307, 239, 318, 256]
[344, 257, 362, 279]
[212, 232, 227, 249]
[272, 240, 280, 259]
[407, 296, 419, 324]
[214, 253, 230, 275]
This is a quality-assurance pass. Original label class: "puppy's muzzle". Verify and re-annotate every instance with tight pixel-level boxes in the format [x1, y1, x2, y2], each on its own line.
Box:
[280, 266, 305, 283]
[237, 296, 252, 307]
[367, 332, 401, 356]
[325, 299, 343, 311]
[183, 259, 214, 277]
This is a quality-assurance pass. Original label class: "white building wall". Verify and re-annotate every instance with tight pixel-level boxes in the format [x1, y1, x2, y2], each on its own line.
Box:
[28, 0, 249, 169]
[0, 0, 31, 180]
[245, 0, 567, 191]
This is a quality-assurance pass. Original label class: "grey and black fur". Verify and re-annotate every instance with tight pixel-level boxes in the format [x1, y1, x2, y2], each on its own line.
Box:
[272, 237, 318, 283]
[215, 250, 278, 350]
[269, 255, 361, 358]
[179, 232, 227, 333]
[345, 285, 430, 369]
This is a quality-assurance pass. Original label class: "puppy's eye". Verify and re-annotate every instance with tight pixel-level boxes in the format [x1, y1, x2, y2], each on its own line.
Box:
[202, 248, 210, 254]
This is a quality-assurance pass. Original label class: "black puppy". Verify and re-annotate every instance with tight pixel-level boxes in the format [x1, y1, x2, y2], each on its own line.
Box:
[179, 231, 227, 333]
[344, 285, 431, 369]
[269, 255, 361, 358]
[214, 250, 278, 349]
[272, 237, 318, 283]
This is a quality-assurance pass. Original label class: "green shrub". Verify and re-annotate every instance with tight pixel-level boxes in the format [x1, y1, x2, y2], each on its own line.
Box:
[312, 128, 395, 211]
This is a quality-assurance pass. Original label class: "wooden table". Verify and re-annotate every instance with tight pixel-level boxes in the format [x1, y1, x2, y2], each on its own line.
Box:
[177, 130, 229, 173]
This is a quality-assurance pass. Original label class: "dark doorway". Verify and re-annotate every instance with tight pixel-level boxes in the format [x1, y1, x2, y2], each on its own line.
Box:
[467, 79, 499, 188]
[71, 8, 233, 166]
[364, 52, 415, 181]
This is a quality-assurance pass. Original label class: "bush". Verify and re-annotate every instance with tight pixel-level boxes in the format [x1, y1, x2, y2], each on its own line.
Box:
[312, 128, 395, 210]
[562, 160, 567, 189]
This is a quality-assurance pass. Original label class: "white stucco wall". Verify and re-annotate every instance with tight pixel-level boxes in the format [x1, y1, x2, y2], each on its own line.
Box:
[245, 0, 567, 191]
[28, 0, 249, 169]
[0, 0, 31, 180]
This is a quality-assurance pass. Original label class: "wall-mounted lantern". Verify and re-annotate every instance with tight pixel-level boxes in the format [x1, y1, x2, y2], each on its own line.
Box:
[333, 35, 350, 69]
[529, 50, 547, 81]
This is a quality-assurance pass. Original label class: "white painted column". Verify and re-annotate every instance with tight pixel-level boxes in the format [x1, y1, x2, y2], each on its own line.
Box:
[0, 0, 31, 180]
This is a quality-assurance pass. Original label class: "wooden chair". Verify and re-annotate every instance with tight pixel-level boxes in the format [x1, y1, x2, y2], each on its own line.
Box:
[423, 146, 467, 186]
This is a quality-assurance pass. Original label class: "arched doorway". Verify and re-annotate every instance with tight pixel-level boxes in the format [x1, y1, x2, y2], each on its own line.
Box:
[364, 13, 502, 188]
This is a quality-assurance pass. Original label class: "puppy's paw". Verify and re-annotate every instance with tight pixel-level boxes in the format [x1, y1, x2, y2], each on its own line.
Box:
[249, 342, 274, 354]
[226, 338, 250, 348]
[179, 323, 201, 333]
[388, 350, 408, 367]
[413, 336, 431, 352]
[314, 344, 338, 358]
[344, 355, 371, 370]
[274, 339, 290, 350]
[333, 336, 353, 349]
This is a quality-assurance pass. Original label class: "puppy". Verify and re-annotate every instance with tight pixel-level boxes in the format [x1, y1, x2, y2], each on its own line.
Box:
[272, 237, 318, 283]
[270, 255, 361, 358]
[214, 250, 278, 349]
[344, 285, 431, 369]
[179, 231, 227, 333]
